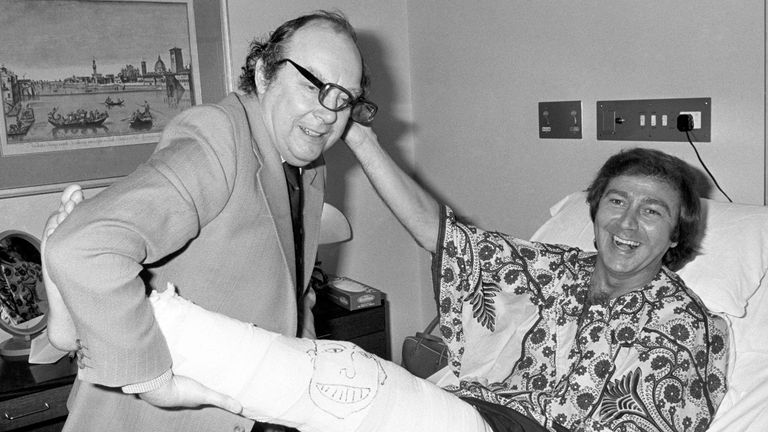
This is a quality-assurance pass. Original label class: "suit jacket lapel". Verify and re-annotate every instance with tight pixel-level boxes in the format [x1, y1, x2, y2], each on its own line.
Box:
[301, 159, 325, 290]
[236, 94, 298, 289]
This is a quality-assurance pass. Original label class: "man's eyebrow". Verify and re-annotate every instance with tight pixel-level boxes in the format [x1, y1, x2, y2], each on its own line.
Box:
[603, 189, 672, 214]
[640, 196, 672, 214]
[603, 188, 628, 199]
[305, 64, 362, 96]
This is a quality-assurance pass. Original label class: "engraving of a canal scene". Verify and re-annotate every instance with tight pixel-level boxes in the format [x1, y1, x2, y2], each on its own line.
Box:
[0, 0, 200, 156]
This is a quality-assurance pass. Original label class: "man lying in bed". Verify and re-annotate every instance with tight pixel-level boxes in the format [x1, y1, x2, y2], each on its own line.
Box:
[42, 143, 728, 432]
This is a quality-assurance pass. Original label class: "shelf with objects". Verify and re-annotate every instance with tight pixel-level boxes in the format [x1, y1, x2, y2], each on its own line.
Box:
[313, 278, 389, 360]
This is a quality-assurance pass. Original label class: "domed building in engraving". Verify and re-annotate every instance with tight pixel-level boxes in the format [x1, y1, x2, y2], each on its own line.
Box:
[154, 56, 167, 74]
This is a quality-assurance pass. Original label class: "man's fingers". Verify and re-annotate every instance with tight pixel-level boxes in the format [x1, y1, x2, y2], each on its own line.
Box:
[173, 375, 243, 415]
[207, 392, 243, 415]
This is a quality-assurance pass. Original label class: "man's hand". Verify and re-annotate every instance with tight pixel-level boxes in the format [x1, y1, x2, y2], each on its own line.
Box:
[300, 287, 317, 339]
[342, 121, 377, 151]
[139, 374, 243, 415]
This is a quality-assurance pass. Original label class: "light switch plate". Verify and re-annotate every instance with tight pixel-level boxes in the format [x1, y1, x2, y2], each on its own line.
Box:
[596, 98, 711, 142]
[538, 101, 582, 139]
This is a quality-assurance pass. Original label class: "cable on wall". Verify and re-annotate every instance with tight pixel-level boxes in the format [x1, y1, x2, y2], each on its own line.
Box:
[677, 114, 732, 203]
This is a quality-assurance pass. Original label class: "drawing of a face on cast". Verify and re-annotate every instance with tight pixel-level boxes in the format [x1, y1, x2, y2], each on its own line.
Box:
[308, 341, 388, 418]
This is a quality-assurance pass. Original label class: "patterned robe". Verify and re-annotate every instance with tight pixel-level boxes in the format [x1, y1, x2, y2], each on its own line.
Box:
[434, 207, 729, 432]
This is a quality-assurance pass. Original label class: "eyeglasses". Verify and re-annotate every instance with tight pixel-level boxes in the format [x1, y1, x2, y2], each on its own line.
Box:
[277, 59, 378, 125]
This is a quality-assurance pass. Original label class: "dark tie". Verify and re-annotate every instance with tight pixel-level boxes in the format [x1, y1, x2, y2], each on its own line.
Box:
[282, 163, 304, 303]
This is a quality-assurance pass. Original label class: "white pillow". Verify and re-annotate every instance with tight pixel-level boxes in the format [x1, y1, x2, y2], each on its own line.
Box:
[530, 192, 768, 317]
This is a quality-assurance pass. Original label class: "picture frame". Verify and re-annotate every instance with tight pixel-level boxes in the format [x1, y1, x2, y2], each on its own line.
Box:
[0, 0, 202, 198]
[220, 0, 235, 94]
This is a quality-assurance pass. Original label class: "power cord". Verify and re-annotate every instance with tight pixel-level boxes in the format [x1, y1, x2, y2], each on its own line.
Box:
[677, 114, 733, 202]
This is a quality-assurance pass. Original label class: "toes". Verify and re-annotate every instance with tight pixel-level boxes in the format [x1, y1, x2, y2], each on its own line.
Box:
[43, 213, 60, 238]
[71, 189, 84, 204]
[44, 225, 57, 240]
[60, 184, 82, 204]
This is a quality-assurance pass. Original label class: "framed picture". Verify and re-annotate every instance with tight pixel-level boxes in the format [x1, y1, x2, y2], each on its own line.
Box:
[0, 0, 202, 197]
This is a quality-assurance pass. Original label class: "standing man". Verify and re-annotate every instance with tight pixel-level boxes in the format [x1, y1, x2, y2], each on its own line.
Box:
[44, 10, 376, 432]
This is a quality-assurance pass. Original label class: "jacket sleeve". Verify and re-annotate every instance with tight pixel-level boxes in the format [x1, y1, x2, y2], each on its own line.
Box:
[44, 105, 239, 387]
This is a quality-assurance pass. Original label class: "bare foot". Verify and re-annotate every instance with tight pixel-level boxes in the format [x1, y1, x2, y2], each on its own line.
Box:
[41, 184, 84, 352]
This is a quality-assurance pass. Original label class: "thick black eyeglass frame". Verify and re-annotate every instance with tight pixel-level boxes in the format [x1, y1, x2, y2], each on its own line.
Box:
[277, 59, 377, 125]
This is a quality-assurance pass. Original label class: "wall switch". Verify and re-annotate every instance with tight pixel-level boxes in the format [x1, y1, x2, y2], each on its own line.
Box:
[596, 98, 710, 142]
[539, 100, 582, 139]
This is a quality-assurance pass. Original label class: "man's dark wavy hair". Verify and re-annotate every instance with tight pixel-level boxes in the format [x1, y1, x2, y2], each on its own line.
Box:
[585, 147, 702, 271]
[238, 10, 370, 96]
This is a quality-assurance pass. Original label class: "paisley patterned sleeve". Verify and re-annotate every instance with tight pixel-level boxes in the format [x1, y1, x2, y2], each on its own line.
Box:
[579, 277, 730, 432]
[432, 205, 576, 376]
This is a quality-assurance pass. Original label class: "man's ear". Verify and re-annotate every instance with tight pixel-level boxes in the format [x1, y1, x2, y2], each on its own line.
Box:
[254, 58, 268, 95]
[670, 228, 680, 249]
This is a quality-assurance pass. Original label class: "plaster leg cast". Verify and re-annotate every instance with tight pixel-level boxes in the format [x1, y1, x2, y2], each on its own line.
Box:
[42, 186, 492, 432]
[151, 286, 492, 432]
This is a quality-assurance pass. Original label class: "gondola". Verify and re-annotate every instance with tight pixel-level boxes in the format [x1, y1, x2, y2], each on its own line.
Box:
[129, 111, 153, 128]
[48, 108, 108, 128]
[7, 121, 33, 137]
[7, 106, 35, 137]
[104, 97, 124, 106]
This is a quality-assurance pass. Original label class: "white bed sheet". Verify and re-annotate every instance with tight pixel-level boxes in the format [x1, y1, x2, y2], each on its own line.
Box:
[708, 279, 768, 431]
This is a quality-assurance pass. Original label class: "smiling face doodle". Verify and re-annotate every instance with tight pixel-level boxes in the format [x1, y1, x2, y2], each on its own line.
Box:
[307, 340, 387, 418]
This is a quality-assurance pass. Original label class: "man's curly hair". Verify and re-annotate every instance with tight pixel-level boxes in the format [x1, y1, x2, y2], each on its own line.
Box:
[238, 10, 370, 96]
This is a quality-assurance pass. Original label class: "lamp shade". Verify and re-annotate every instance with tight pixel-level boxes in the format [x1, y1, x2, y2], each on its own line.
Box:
[319, 203, 352, 245]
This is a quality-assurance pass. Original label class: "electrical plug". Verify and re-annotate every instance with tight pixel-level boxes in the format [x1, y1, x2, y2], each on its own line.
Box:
[677, 114, 694, 132]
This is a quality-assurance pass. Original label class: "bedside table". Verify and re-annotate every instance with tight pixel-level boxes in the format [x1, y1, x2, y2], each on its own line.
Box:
[0, 355, 77, 432]
[313, 290, 389, 360]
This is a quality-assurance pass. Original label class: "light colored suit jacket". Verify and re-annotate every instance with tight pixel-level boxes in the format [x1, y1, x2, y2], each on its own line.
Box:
[45, 93, 325, 431]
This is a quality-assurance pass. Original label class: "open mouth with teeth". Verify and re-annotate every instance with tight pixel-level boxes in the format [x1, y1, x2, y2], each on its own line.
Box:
[300, 126, 322, 137]
[613, 235, 640, 249]
[314, 383, 371, 404]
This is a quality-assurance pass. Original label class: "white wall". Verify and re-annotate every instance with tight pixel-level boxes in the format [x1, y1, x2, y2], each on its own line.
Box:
[407, 0, 766, 242]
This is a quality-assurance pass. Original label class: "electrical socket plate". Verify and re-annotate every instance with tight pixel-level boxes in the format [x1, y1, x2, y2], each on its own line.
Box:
[596, 98, 710, 142]
[539, 100, 582, 139]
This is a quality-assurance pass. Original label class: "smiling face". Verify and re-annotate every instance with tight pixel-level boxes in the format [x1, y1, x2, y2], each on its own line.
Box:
[307, 341, 384, 419]
[255, 22, 363, 167]
[593, 174, 681, 294]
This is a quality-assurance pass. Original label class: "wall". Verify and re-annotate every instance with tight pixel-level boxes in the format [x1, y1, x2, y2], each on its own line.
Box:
[407, 0, 766, 242]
